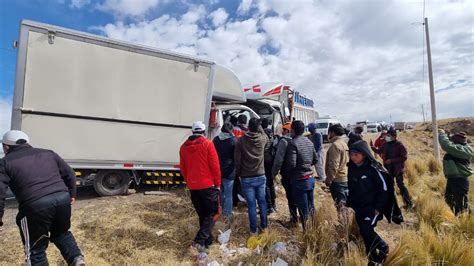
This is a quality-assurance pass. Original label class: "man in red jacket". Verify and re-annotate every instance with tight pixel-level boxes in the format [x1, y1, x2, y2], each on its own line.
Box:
[179, 121, 221, 253]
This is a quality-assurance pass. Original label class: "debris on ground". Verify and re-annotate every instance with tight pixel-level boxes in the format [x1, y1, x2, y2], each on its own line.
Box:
[270, 242, 287, 256]
[271, 258, 289, 266]
[155, 230, 166, 237]
[246, 234, 268, 250]
[144, 191, 173, 196]
[218, 229, 231, 245]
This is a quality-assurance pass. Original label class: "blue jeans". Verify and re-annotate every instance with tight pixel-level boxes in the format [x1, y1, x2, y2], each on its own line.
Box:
[241, 175, 268, 233]
[220, 178, 235, 218]
[292, 177, 315, 226]
[330, 182, 348, 207]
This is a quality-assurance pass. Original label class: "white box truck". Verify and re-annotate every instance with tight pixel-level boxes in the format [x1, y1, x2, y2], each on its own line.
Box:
[10, 20, 258, 196]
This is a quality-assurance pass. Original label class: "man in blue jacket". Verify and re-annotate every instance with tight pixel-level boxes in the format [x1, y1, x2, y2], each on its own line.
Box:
[0, 131, 84, 266]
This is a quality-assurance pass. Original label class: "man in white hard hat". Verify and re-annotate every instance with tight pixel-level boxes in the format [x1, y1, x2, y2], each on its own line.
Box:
[0, 130, 84, 265]
[179, 122, 221, 254]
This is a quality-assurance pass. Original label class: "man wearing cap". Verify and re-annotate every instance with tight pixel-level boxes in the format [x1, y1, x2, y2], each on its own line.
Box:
[0, 130, 84, 265]
[325, 124, 349, 209]
[180, 122, 221, 253]
[308, 123, 326, 182]
[373, 128, 413, 209]
[438, 130, 473, 215]
[272, 122, 297, 226]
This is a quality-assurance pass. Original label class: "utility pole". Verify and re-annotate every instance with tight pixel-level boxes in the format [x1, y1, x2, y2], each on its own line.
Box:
[421, 104, 426, 122]
[424, 17, 440, 161]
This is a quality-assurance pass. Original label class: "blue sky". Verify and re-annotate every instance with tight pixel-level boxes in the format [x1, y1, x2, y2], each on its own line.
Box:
[0, 0, 473, 135]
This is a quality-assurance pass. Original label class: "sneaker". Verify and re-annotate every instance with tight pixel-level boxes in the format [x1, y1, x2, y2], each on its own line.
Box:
[72, 256, 85, 266]
[392, 214, 404, 225]
[192, 242, 209, 254]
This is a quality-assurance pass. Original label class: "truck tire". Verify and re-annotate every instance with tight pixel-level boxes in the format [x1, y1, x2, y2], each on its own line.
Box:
[94, 171, 131, 196]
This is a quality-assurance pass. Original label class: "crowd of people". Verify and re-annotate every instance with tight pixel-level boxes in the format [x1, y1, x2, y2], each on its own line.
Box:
[178, 118, 473, 265]
[0, 120, 471, 265]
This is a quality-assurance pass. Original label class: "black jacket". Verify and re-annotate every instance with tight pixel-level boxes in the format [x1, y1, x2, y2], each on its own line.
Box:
[347, 161, 388, 213]
[347, 140, 402, 223]
[213, 134, 236, 180]
[285, 135, 318, 180]
[0, 144, 76, 222]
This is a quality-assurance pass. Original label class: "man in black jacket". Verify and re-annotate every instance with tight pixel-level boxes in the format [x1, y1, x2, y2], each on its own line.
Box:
[347, 140, 389, 265]
[285, 121, 318, 229]
[0, 130, 84, 266]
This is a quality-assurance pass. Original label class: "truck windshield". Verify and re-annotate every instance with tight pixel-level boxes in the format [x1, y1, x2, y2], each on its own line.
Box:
[316, 123, 329, 129]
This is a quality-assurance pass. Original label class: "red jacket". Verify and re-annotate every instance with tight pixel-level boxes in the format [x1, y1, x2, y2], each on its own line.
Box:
[179, 135, 221, 190]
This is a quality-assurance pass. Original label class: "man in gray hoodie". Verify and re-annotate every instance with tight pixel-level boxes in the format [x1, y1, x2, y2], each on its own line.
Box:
[234, 118, 269, 234]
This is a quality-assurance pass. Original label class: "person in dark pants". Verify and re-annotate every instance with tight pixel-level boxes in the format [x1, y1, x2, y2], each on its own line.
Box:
[213, 122, 236, 222]
[438, 130, 473, 215]
[308, 123, 326, 182]
[180, 122, 221, 253]
[285, 121, 318, 229]
[261, 118, 276, 213]
[0, 130, 84, 266]
[232, 115, 248, 207]
[272, 123, 296, 226]
[346, 140, 389, 265]
[373, 128, 413, 208]
[325, 124, 349, 209]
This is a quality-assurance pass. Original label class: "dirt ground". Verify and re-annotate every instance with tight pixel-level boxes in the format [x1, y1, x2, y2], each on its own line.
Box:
[0, 174, 417, 265]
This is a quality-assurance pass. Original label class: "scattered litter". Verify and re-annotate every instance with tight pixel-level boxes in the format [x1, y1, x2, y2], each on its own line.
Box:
[246, 235, 268, 250]
[237, 262, 244, 266]
[218, 229, 232, 245]
[126, 189, 136, 195]
[271, 258, 288, 266]
[254, 245, 261, 255]
[207, 261, 220, 266]
[330, 242, 338, 251]
[155, 230, 166, 237]
[219, 244, 237, 257]
[237, 194, 247, 203]
[196, 252, 208, 266]
[270, 242, 287, 255]
[237, 247, 250, 255]
[144, 191, 173, 196]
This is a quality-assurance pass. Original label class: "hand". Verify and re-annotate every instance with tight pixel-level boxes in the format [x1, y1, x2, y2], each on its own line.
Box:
[375, 210, 380, 216]
[384, 159, 392, 165]
[325, 179, 332, 187]
[71, 197, 76, 204]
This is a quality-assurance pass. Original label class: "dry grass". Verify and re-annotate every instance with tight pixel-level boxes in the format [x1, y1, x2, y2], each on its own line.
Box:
[0, 118, 472, 265]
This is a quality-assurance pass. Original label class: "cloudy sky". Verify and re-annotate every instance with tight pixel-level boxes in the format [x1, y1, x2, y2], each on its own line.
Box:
[0, 0, 473, 135]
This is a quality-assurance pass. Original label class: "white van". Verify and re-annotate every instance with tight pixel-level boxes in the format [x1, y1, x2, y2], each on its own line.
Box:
[314, 118, 341, 141]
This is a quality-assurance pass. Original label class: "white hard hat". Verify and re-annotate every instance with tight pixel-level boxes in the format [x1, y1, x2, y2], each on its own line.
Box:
[2, 130, 30, 146]
[192, 121, 206, 132]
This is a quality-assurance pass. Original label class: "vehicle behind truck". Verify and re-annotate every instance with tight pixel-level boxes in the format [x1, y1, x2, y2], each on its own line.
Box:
[11, 20, 257, 196]
[243, 83, 318, 131]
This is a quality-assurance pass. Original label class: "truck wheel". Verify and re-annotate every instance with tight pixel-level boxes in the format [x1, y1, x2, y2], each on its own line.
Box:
[94, 171, 130, 196]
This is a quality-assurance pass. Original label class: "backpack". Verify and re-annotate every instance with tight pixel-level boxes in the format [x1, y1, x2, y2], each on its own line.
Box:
[371, 161, 404, 224]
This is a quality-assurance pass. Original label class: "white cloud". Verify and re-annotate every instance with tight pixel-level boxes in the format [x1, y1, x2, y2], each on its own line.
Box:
[96, 0, 161, 17]
[70, 0, 90, 8]
[94, 0, 473, 124]
[237, 0, 253, 14]
[209, 8, 228, 27]
[0, 98, 12, 137]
